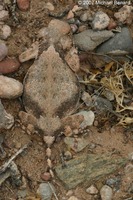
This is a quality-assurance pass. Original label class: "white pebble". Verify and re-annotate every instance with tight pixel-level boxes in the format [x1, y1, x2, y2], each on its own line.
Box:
[0, 10, 9, 21]
[86, 185, 98, 194]
[44, 2, 54, 11]
[0, 75, 23, 99]
[0, 24, 11, 40]
[68, 196, 78, 200]
[66, 190, 73, 197]
[128, 152, 133, 161]
[92, 11, 110, 30]
[100, 185, 113, 200]
[76, 110, 95, 128]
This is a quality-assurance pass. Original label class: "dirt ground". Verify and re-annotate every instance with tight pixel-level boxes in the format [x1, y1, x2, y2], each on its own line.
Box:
[0, 0, 133, 199]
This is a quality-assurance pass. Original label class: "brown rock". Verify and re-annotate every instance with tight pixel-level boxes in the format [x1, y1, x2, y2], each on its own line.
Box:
[65, 47, 80, 73]
[0, 57, 20, 74]
[108, 19, 117, 30]
[19, 42, 39, 62]
[0, 42, 8, 61]
[60, 35, 72, 50]
[67, 10, 74, 19]
[48, 19, 71, 43]
[17, 0, 30, 11]
[41, 172, 51, 181]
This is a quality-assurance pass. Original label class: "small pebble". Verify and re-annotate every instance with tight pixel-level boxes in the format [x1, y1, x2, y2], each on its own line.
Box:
[68, 196, 78, 200]
[19, 42, 39, 62]
[64, 137, 89, 153]
[94, 120, 98, 127]
[80, 13, 88, 22]
[0, 6, 4, 11]
[60, 35, 72, 50]
[38, 27, 49, 39]
[114, 5, 133, 24]
[0, 57, 20, 74]
[48, 19, 71, 36]
[0, 99, 14, 129]
[86, 185, 98, 194]
[70, 24, 78, 33]
[15, 142, 22, 149]
[100, 185, 113, 200]
[92, 11, 110, 30]
[0, 42, 8, 61]
[107, 19, 117, 30]
[72, 5, 82, 13]
[128, 152, 133, 161]
[64, 151, 72, 160]
[44, 2, 54, 11]
[124, 163, 133, 174]
[66, 190, 73, 197]
[37, 183, 55, 200]
[77, 110, 95, 128]
[78, 25, 88, 32]
[89, 143, 96, 149]
[41, 172, 51, 181]
[0, 75, 23, 99]
[67, 10, 74, 20]
[106, 177, 121, 190]
[0, 24, 11, 40]
[81, 91, 92, 107]
[65, 47, 80, 72]
[17, 0, 30, 11]
[27, 123, 34, 132]
[67, 18, 75, 24]
[0, 10, 9, 21]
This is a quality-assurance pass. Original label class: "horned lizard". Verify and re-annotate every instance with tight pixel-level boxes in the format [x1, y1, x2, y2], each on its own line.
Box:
[22, 45, 79, 176]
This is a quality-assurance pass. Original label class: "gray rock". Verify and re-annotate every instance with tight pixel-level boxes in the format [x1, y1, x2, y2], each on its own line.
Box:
[0, 99, 14, 129]
[81, 91, 92, 107]
[76, 110, 95, 128]
[96, 27, 133, 54]
[100, 185, 113, 200]
[92, 11, 110, 30]
[55, 153, 127, 189]
[0, 75, 23, 99]
[37, 183, 54, 200]
[17, 189, 28, 199]
[64, 137, 89, 152]
[92, 96, 113, 112]
[106, 177, 121, 191]
[74, 29, 114, 51]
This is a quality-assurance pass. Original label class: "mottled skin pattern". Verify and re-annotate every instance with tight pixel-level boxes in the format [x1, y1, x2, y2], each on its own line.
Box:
[23, 45, 79, 136]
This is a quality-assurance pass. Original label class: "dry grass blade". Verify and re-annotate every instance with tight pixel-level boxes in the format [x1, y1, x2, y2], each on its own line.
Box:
[124, 61, 133, 84]
[118, 117, 133, 126]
